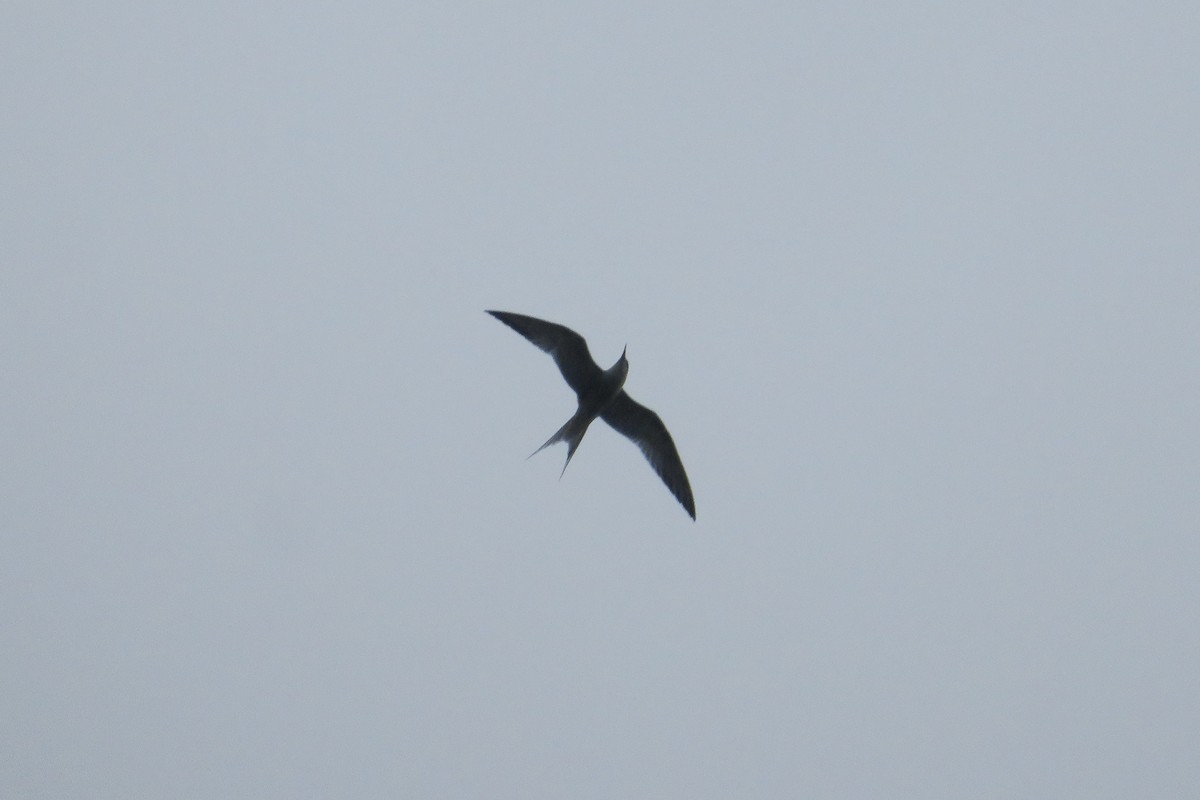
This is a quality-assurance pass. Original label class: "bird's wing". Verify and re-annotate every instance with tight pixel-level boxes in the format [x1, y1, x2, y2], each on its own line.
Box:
[487, 311, 604, 396]
[600, 391, 696, 519]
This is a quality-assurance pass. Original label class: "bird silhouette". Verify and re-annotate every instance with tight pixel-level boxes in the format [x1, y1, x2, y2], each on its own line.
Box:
[487, 310, 696, 520]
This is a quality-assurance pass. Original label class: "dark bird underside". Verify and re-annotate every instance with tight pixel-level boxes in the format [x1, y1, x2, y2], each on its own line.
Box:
[487, 310, 696, 520]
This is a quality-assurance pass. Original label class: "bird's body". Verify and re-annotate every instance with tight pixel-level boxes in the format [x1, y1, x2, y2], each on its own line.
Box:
[487, 310, 696, 520]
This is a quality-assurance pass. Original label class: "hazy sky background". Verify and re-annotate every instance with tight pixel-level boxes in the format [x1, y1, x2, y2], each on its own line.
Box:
[4, 2, 1197, 797]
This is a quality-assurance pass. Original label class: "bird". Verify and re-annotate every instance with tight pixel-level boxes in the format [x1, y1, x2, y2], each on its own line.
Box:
[487, 310, 696, 520]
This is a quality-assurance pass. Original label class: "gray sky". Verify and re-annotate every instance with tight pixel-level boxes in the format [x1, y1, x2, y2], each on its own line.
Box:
[4, 2, 1198, 797]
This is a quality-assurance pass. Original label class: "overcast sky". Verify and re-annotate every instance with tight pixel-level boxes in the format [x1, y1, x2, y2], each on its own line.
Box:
[4, 2, 1198, 797]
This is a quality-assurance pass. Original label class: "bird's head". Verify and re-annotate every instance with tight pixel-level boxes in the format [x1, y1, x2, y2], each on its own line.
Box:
[610, 345, 629, 386]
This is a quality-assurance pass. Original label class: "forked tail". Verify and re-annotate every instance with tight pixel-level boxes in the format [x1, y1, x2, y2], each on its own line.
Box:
[528, 409, 594, 478]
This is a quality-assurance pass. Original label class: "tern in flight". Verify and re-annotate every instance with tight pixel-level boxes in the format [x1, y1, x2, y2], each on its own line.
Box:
[487, 310, 696, 520]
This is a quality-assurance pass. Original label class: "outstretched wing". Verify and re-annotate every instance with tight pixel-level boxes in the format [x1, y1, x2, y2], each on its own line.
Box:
[601, 391, 696, 519]
[487, 311, 604, 397]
